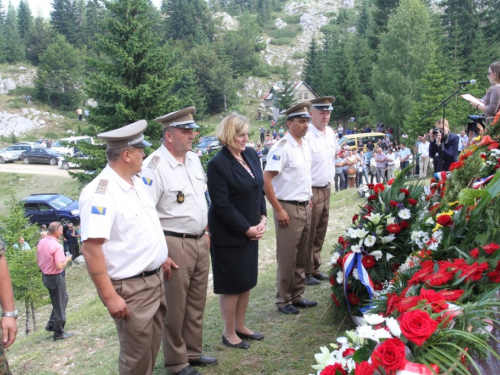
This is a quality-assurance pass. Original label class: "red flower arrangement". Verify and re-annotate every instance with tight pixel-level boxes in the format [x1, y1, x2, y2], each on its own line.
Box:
[449, 160, 464, 172]
[399, 310, 439, 346]
[362, 255, 376, 269]
[355, 361, 376, 375]
[373, 183, 385, 194]
[400, 188, 410, 196]
[347, 293, 360, 306]
[386, 223, 402, 234]
[320, 363, 346, 375]
[407, 198, 418, 205]
[390, 201, 398, 207]
[436, 214, 453, 226]
[371, 338, 407, 373]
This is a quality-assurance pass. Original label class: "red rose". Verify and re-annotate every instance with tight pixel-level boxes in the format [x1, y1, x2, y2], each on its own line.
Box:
[386, 223, 401, 234]
[373, 183, 385, 193]
[320, 363, 346, 375]
[371, 338, 407, 373]
[400, 188, 410, 196]
[390, 200, 398, 207]
[436, 214, 453, 226]
[399, 310, 439, 346]
[408, 198, 418, 205]
[347, 293, 360, 306]
[387, 178, 395, 185]
[367, 184, 375, 189]
[342, 348, 356, 358]
[355, 361, 376, 375]
[400, 221, 410, 229]
[331, 293, 341, 307]
[488, 271, 500, 283]
[368, 195, 377, 201]
[362, 255, 376, 269]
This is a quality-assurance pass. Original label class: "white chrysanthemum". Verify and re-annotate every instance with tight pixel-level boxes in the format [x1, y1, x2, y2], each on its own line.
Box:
[356, 228, 369, 239]
[336, 271, 344, 284]
[428, 241, 440, 251]
[432, 230, 443, 242]
[422, 234, 430, 243]
[398, 208, 411, 220]
[381, 234, 396, 244]
[369, 250, 383, 261]
[356, 324, 375, 340]
[331, 253, 341, 265]
[363, 313, 385, 325]
[425, 217, 435, 225]
[373, 328, 392, 342]
[367, 213, 381, 225]
[364, 235, 376, 247]
[386, 253, 395, 261]
[410, 231, 419, 242]
[352, 269, 360, 280]
[385, 317, 401, 337]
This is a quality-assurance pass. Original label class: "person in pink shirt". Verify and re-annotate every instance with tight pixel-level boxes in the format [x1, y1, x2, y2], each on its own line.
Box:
[37, 221, 73, 340]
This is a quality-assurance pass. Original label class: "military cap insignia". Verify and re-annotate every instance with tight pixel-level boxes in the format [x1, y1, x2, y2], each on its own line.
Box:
[303, 107, 308, 112]
[188, 113, 193, 119]
[176, 191, 185, 203]
[95, 179, 108, 195]
[91, 206, 107, 215]
[148, 156, 160, 169]
[325, 100, 330, 103]
[142, 177, 153, 186]
[277, 139, 287, 148]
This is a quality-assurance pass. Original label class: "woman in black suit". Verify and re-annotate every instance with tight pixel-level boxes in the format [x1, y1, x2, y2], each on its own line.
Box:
[207, 114, 267, 350]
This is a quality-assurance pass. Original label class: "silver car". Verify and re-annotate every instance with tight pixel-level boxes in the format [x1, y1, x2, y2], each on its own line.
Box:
[0, 148, 18, 163]
[4, 144, 33, 160]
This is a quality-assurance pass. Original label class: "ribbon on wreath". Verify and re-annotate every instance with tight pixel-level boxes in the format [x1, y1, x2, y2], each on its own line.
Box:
[342, 251, 375, 313]
[396, 362, 439, 374]
[472, 175, 494, 189]
[433, 171, 449, 181]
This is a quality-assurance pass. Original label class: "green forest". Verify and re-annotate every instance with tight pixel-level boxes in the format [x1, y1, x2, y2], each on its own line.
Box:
[0, 0, 499, 139]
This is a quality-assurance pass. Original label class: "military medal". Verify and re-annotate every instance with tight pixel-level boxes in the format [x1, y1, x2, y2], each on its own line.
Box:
[177, 191, 185, 203]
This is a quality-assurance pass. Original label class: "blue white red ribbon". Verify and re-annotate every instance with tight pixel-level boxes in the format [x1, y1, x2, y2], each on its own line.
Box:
[472, 175, 494, 189]
[342, 251, 375, 313]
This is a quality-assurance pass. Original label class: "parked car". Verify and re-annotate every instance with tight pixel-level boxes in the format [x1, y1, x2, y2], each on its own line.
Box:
[21, 148, 63, 165]
[196, 137, 221, 154]
[22, 194, 80, 225]
[338, 132, 386, 151]
[52, 136, 95, 156]
[4, 144, 33, 160]
[58, 152, 89, 170]
[0, 148, 18, 163]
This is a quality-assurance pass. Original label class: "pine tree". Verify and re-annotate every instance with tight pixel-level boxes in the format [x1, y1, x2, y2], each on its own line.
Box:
[275, 64, 297, 112]
[84, 0, 104, 50]
[17, 0, 32, 41]
[25, 17, 56, 65]
[371, 0, 434, 138]
[162, 0, 214, 44]
[4, 4, 25, 63]
[51, 0, 80, 46]
[256, 0, 270, 26]
[302, 36, 322, 92]
[85, 0, 183, 138]
[370, 0, 400, 49]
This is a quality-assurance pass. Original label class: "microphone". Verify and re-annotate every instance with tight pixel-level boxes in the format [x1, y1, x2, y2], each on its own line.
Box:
[458, 79, 476, 85]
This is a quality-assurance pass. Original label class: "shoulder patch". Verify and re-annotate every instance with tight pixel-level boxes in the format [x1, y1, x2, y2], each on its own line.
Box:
[277, 139, 287, 148]
[142, 177, 153, 186]
[148, 156, 160, 170]
[91, 206, 107, 215]
[95, 179, 108, 195]
[272, 154, 281, 161]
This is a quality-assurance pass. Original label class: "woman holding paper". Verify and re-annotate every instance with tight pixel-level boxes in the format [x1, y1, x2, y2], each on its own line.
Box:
[464, 61, 500, 117]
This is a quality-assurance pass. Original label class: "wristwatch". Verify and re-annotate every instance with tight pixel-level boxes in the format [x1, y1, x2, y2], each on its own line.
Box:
[1, 310, 18, 319]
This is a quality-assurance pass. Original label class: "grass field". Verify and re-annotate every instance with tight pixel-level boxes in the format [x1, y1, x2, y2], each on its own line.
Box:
[3, 173, 361, 375]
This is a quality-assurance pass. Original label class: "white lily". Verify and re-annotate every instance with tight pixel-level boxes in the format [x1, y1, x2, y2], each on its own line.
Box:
[381, 234, 396, 244]
[369, 250, 383, 261]
[386, 253, 395, 261]
[355, 228, 369, 239]
[425, 217, 435, 225]
[386, 216, 396, 225]
[367, 213, 381, 225]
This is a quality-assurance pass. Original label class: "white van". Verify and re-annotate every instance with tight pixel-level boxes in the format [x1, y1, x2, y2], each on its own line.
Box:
[52, 136, 95, 156]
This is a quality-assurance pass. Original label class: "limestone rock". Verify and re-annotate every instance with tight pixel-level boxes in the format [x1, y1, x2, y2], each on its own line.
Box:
[275, 18, 287, 29]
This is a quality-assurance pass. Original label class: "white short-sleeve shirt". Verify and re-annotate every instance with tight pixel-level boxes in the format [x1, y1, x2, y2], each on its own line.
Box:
[79, 165, 168, 280]
[140, 145, 208, 234]
[265, 132, 312, 201]
[305, 124, 338, 186]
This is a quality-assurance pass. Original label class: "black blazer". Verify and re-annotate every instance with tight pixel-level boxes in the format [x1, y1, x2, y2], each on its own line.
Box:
[207, 146, 267, 247]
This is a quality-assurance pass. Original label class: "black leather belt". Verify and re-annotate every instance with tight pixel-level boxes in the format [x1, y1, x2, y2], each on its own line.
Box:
[163, 230, 205, 240]
[278, 200, 309, 206]
[124, 267, 161, 280]
[312, 184, 330, 189]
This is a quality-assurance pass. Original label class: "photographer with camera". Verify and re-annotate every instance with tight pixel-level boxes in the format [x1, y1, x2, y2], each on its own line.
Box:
[429, 118, 458, 172]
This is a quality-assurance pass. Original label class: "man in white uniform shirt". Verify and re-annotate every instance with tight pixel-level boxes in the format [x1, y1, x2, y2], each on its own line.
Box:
[264, 102, 317, 315]
[418, 136, 430, 178]
[303, 97, 339, 286]
[140, 107, 215, 375]
[80, 120, 169, 375]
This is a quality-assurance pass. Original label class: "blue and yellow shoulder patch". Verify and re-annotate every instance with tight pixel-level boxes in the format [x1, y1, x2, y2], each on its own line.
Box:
[142, 177, 153, 186]
[91, 206, 106, 215]
[272, 154, 281, 161]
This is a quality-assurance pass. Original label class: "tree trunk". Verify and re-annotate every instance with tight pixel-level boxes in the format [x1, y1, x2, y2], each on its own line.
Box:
[25, 301, 31, 336]
[31, 302, 37, 332]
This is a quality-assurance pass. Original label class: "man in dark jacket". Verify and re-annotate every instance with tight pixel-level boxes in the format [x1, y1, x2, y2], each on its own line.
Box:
[429, 118, 459, 172]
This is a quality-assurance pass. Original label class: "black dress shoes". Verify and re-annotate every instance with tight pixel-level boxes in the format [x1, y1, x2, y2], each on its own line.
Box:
[293, 299, 318, 308]
[173, 365, 201, 375]
[222, 335, 250, 349]
[277, 304, 299, 315]
[305, 275, 321, 285]
[313, 272, 330, 281]
[235, 330, 264, 341]
[189, 355, 218, 367]
[54, 332, 74, 341]
[45, 326, 54, 332]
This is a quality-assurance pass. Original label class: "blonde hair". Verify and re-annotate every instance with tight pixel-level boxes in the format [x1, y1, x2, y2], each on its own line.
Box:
[435, 118, 449, 129]
[216, 113, 249, 148]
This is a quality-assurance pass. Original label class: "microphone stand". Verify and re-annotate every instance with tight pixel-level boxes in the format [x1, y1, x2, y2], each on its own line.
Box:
[419, 84, 468, 126]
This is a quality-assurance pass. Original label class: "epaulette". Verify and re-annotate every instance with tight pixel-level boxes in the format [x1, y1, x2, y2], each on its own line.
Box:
[277, 139, 287, 148]
[148, 155, 160, 170]
[95, 179, 108, 195]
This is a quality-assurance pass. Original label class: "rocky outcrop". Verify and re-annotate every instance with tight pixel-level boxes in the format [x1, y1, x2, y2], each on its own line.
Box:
[0, 108, 65, 137]
[0, 66, 36, 94]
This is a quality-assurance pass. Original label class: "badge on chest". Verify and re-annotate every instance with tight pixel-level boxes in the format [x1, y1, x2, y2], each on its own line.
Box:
[176, 191, 185, 203]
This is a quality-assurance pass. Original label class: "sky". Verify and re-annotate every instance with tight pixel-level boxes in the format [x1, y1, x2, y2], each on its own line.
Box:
[9, 0, 162, 19]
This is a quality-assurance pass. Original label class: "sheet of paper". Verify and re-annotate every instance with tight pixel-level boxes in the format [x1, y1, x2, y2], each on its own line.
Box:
[460, 94, 476, 102]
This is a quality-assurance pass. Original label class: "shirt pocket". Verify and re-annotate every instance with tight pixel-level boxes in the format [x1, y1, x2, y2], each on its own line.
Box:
[167, 182, 188, 202]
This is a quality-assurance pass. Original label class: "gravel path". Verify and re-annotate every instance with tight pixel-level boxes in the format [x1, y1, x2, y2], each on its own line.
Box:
[0, 161, 70, 177]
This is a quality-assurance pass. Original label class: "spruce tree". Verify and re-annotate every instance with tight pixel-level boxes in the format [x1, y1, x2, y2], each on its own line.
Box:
[162, 0, 214, 44]
[275, 64, 297, 112]
[51, 0, 80, 46]
[302, 36, 322, 92]
[25, 17, 56, 65]
[17, 0, 32, 41]
[256, 0, 270, 26]
[4, 4, 25, 63]
[84, 0, 104, 51]
[370, 0, 400, 49]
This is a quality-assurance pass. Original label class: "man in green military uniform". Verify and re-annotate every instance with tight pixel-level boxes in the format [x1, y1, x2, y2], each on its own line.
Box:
[0, 239, 18, 375]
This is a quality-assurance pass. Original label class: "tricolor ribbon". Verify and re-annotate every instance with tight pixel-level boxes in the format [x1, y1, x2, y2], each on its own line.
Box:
[342, 251, 375, 313]
[472, 175, 494, 189]
[433, 171, 449, 181]
[396, 363, 439, 374]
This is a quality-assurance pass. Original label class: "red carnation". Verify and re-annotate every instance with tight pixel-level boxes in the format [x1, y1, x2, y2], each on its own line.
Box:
[355, 361, 376, 375]
[390, 200, 398, 207]
[436, 214, 453, 227]
[408, 198, 418, 205]
[371, 338, 407, 373]
[400, 188, 410, 196]
[488, 271, 500, 283]
[400, 221, 410, 229]
[425, 270, 454, 287]
[362, 255, 376, 269]
[320, 363, 346, 375]
[399, 310, 439, 346]
[397, 296, 420, 313]
[387, 178, 395, 185]
[347, 293, 360, 306]
[331, 293, 341, 307]
[368, 195, 377, 201]
[367, 183, 375, 190]
[470, 248, 479, 259]
[438, 289, 464, 301]
[387, 223, 401, 234]
[449, 161, 464, 171]
[373, 183, 385, 193]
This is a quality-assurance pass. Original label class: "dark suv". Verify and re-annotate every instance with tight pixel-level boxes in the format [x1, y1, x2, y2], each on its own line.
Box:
[23, 194, 80, 225]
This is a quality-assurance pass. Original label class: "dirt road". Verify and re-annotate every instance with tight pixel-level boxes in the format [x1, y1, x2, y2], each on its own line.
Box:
[0, 162, 70, 177]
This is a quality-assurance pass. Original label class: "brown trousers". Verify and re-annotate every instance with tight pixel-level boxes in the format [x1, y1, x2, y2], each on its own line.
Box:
[111, 270, 166, 375]
[305, 185, 331, 276]
[163, 235, 210, 373]
[274, 201, 312, 308]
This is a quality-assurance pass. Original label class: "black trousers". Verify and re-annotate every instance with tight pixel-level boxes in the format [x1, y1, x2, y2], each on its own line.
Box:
[68, 241, 80, 259]
[42, 273, 68, 335]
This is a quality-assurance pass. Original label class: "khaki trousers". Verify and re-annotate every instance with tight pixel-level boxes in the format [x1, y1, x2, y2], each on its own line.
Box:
[163, 235, 210, 373]
[420, 156, 430, 178]
[111, 270, 166, 375]
[305, 186, 331, 276]
[274, 201, 312, 308]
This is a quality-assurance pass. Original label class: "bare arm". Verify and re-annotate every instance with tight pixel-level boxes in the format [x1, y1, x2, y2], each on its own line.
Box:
[0, 255, 17, 348]
[263, 170, 290, 227]
[82, 238, 129, 320]
[55, 255, 72, 271]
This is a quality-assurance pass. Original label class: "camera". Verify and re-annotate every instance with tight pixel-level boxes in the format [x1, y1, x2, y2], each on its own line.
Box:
[467, 115, 486, 133]
[432, 128, 443, 137]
